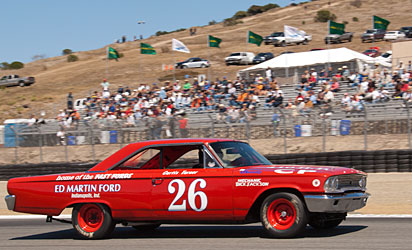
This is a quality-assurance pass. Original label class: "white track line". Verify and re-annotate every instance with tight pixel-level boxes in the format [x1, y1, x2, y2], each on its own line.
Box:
[0, 214, 412, 220]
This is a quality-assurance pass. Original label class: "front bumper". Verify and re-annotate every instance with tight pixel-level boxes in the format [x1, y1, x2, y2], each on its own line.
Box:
[5, 195, 16, 210]
[304, 192, 370, 213]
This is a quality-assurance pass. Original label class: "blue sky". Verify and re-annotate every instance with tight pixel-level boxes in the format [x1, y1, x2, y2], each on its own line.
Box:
[0, 0, 305, 63]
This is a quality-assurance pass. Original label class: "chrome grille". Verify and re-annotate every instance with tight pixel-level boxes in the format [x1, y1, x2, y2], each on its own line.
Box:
[338, 174, 364, 191]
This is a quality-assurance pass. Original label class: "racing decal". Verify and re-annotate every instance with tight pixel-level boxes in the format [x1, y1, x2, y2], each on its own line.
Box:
[168, 179, 208, 212]
[55, 184, 121, 198]
[239, 169, 262, 174]
[235, 179, 269, 187]
[56, 173, 133, 181]
[162, 170, 198, 176]
[312, 179, 321, 187]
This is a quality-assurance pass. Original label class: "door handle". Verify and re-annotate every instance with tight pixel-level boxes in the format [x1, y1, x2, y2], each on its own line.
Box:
[152, 178, 163, 186]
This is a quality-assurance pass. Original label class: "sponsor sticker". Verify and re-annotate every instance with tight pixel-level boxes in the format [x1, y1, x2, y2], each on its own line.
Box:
[56, 173, 133, 181]
[235, 179, 269, 187]
[312, 179, 321, 187]
[239, 169, 262, 174]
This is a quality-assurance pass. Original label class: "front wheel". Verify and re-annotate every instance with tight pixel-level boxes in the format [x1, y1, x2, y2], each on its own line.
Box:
[72, 203, 115, 239]
[260, 192, 308, 238]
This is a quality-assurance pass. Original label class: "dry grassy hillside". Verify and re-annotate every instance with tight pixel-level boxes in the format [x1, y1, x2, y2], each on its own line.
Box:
[1, 0, 411, 122]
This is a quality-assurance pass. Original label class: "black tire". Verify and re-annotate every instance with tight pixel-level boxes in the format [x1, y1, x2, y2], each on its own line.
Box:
[348, 37, 352, 42]
[281, 41, 286, 47]
[303, 39, 308, 45]
[260, 192, 307, 238]
[182, 65, 188, 69]
[309, 218, 344, 229]
[200, 64, 207, 68]
[72, 203, 115, 239]
[19, 82, 25, 87]
[132, 223, 161, 231]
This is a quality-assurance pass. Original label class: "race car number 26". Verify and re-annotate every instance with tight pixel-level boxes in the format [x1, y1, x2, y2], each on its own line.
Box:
[168, 179, 208, 212]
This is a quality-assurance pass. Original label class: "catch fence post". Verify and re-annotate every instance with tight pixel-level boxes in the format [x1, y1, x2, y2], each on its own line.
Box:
[208, 114, 215, 137]
[362, 103, 368, 151]
[405, 100, 411, 149]
[37, 127, 43, 163]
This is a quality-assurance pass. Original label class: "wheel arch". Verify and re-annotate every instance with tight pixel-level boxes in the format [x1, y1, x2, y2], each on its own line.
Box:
[67, 201, 113, 215]
[245, 187, 305, 222]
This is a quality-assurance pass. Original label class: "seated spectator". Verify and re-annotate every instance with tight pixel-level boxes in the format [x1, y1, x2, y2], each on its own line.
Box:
[330, 78, 340, 92]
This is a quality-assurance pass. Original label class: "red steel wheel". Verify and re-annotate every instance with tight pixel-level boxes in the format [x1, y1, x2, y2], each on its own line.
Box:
[260, 192, 308, 238]
[266, 198, 296, 231]
[72, 203, 115, 239]
[77, 204, 104, 233]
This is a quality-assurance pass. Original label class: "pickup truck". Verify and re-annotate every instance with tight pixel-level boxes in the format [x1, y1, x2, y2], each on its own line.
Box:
[263, 32, 312, 47]
[361, 29, 386, 43]
[0, 75, 35, 87]
[324, 32, 353, 44]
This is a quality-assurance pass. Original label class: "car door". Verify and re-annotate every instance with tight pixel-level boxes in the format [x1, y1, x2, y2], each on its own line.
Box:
[192, 58, 201, 68]
[107, 147, 162, 220]
[151, 144, 233, 220]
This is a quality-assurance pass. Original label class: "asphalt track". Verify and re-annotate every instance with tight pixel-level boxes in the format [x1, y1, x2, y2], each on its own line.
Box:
[0, 218, 411, 250]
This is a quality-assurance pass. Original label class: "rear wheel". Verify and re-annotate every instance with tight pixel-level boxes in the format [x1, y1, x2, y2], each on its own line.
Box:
[260, 192, 308, 238]
[19, 82, 25, 87]
[200, 64, 207, 68]
[72, 203, 115, 239]
[302, 39, 308, 45]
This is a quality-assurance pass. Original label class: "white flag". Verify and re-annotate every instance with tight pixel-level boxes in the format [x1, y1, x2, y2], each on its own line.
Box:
[172, 38, 190, 53]
[284, 25, 305, 39]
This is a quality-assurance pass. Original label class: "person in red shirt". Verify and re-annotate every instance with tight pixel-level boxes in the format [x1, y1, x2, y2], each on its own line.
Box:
[178, 113, 188, 138]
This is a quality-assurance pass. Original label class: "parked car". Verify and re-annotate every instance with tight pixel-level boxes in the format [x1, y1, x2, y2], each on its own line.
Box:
[363, 47, 381, 57]
[5, 139, 369, 239]
[361, 29, 386, 43]
[324, 32, 353, 44]
[376, 50, 392, 63]
[252, 52, 274, 64]
[263, 31, 312, 47]
[0, 74, 35, 87]
[400, 26, 412, 38]
[175, 57, 210, 69]
[384, 31, 405, 41]
[225, 52, 255, 65]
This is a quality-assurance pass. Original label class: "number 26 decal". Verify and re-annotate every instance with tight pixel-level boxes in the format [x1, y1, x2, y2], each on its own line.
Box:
[168, 179, 208, 212]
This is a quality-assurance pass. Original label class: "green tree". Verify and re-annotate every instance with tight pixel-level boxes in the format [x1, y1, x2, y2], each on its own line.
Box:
[247, 5, 264, 15]
[0, 62, 10, 70]
[208, 20, 217, 25]
[9, 61, 24, 69]
[62, 49, 73, 55]
[233, 10, 248, 19]
[314, 10, 336, 22]
[262, 3, 279, 11]
[352, 17, 359, 22]
[67, 54, 79, 62]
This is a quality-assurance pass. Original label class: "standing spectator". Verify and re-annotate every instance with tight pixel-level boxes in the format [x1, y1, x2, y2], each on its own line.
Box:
[56, 129, 65, 145]
[178, 113, 189, 138]
[271, 111, 280, 137]
[101, 79, 110, 91]
[67, 92, 73, 110]
[266, 67, 272, 82]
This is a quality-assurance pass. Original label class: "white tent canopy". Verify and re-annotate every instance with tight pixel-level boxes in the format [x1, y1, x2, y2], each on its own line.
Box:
[239, 47, 391, 73]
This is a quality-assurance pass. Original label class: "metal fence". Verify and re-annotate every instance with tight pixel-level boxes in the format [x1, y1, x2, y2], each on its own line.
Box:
[2, 99, 412, 164]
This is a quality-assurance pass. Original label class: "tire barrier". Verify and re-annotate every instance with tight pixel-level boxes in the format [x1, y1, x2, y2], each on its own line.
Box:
[1, 149, 411, 180]
[266, 149, 412, 173]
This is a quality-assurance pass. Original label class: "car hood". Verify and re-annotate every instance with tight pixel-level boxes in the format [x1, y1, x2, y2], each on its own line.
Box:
[235, 165, 364, 177]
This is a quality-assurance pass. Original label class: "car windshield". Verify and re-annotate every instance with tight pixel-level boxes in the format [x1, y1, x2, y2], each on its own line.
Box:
[230, 53, 240, 56]
[366, 30, 375, 33]
[271, 32, 283, 37]
[209, 141, 272, 168]
[381, 52, 391, 58]
[387, 31, 396, 34]
[364, 49, 376, 53]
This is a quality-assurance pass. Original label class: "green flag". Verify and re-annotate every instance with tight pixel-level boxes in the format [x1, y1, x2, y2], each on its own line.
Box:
[329, 20, 345, 35]
[248, 31, 263, 46]
[208, 35, 222, 48]
[107, 47, 119, 60]
[141, 43, 156, 55]
[373, 15, 390, 30]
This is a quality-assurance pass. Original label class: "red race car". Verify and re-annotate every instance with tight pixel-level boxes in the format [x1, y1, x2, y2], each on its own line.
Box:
[5, 139, 369, 239]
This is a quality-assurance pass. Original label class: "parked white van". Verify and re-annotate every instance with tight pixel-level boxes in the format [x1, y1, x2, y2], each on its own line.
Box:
[225, 52, 255, 65]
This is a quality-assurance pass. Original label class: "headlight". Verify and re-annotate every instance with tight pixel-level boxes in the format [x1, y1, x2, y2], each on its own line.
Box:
[359, 176, 367, 190]
[324, 176, 339, 193]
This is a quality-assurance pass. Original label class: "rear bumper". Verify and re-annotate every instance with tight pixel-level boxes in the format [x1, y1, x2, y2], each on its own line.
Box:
[304, 192, 370, 213]
[5, 195, 15, 210]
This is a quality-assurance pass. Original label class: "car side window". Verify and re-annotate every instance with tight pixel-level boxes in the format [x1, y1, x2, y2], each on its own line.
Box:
[166, 147, 203, 169]
[115, 148, 161, 170]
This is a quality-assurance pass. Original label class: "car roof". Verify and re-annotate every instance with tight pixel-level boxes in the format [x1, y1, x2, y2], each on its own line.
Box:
[88, 138, 238, 172]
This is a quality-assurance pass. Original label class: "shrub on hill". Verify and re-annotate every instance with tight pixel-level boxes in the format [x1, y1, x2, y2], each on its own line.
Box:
[353, 17, 359, 22]
[9, 61, 24, 69]
[223, 18, 243, 27]
[62, 49, 73, 55]
[233, 11, 249, 20]
[208, 20, 217, 25]
[67, 54, 79, 62]
[350, 0, 362, 8]
[155, 28, 186, 37]
[314, 10, 336, 22]
[1, 61, 24, 70]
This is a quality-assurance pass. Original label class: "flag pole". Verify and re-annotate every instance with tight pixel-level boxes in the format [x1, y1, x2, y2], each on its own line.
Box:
[106, 47, 109, 79]
[327, 21, 331, 72]
[173, 47, 176, 82]
[207, 35, 211, 83]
